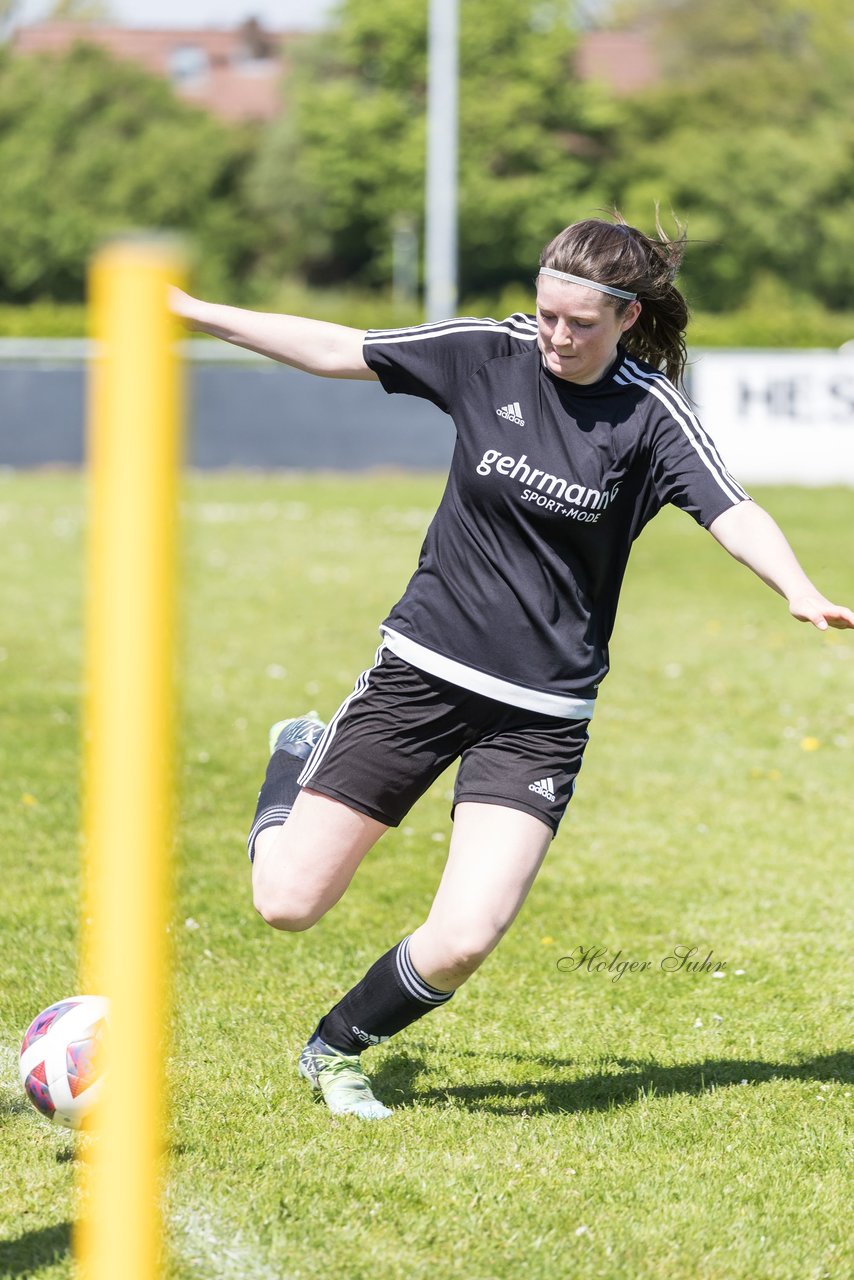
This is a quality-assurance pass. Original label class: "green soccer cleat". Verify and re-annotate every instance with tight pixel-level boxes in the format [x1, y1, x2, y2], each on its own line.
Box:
[298, 1037, 393, 1120]
[268, 711, 325, 760]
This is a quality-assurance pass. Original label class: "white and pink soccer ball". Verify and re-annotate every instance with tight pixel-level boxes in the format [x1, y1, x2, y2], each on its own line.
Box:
[19, 995, 108, 1129]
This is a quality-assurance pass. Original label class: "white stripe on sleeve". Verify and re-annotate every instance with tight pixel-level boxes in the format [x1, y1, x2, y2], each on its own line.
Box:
[616, 360, 749, 505]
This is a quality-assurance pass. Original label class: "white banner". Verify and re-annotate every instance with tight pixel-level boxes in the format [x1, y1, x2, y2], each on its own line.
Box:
[691, 350, 854, 485]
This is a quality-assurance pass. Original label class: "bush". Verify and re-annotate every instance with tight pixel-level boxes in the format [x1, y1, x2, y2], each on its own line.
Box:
[2, 274, 854, 349]
[0, 303, 87, 337]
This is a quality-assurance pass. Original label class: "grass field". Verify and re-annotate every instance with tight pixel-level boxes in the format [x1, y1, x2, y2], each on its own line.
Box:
[1, 471, 852, 1280]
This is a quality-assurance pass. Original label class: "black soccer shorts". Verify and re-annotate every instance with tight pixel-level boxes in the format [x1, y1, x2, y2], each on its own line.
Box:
[296, 645, 591, 834]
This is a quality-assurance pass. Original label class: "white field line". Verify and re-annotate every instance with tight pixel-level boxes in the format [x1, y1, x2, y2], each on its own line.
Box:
[4, 1043, 288, 1280]
[1, 1040, 22, 1098]
[167, 1198, 296, 1280]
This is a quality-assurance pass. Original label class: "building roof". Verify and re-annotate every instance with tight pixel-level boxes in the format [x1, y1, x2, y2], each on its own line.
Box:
[576, 29, 659, 96]
[11, 21, 658, 123]
[12, 20, 306, 123]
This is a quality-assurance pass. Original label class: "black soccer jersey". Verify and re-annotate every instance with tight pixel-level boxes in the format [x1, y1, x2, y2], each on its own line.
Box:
[363, 315, 749, 717]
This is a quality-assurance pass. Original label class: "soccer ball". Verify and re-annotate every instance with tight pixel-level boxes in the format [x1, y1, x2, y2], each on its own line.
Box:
[19, 995, 108, 1129]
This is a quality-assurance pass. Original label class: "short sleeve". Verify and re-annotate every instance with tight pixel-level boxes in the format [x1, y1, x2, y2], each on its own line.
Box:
[363, 314, 539, 414]
[647, 384, 751, 527]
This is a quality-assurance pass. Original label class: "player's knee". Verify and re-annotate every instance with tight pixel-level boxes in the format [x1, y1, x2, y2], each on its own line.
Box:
[435, 931, 500, 983]
[252, 885, 324, 932]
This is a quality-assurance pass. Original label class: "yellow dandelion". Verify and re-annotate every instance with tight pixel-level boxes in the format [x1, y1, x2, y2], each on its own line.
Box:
[541, 936, 555, 946]
[21, 793, 38, 806]
[800, 737, 821, 752]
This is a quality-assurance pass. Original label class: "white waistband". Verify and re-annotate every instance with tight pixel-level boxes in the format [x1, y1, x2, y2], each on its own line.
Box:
[380, 628, 595, 720]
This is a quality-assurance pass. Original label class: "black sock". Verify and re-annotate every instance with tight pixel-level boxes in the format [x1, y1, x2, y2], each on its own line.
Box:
[247, 749, 303, 862]
[312, 935, 454, 1055]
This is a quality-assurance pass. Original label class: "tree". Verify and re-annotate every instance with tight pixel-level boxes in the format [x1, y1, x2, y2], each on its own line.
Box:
[248, 0, 621, 297]
[0, 42, 260, 302]
[614, 0, 854, 91]
[606, 0, 854, 309]
[613, 118, 854, 310]
[48, 0, 113, 19]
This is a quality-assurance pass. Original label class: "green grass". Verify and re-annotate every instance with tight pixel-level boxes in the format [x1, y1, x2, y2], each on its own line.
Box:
[1, 472, 852, 1280]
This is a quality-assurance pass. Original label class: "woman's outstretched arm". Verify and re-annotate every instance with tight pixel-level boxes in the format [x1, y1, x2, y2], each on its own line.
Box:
[169, 287, 378, 380]
[708, 500, 854, 631]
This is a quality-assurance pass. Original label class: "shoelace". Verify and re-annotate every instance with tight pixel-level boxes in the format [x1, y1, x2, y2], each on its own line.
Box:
[319, 1055, 374, 1094]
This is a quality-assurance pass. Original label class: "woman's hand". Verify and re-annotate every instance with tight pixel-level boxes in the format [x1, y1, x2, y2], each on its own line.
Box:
[787, 592, 854, 631]
[168, 286, 205, 330]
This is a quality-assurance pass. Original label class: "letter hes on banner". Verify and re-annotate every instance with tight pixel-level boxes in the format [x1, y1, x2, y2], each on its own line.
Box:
[477, 448, 621, 524]
[692, 351, 854, 485]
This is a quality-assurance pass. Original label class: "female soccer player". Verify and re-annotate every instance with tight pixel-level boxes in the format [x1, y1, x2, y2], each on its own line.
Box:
[171, 216, 853, 1120]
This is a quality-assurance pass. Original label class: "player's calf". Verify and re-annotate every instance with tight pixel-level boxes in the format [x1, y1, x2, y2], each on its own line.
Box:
[247, 711, 326, 863]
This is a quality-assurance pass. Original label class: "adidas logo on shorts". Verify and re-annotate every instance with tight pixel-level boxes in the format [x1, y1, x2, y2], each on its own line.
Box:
[496, 401, 525, 426]
[528, 776, 556, 802]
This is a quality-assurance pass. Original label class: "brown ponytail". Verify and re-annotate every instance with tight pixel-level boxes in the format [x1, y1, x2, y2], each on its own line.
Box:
[539, 213, 689, 387]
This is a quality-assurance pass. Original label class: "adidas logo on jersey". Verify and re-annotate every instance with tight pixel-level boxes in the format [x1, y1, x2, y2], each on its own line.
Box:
[528, 776, 556, 802]
[496, 401, 525, 426]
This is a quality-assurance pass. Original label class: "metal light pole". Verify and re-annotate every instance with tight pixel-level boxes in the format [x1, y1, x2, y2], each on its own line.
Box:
[425, 0, 459, 321]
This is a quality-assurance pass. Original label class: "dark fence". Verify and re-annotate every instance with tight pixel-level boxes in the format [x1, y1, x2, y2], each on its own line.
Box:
[0, 341, 454, 470]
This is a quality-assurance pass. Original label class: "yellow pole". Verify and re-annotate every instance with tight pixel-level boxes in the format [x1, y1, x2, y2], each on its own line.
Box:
[77, 236, 185, 1280]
